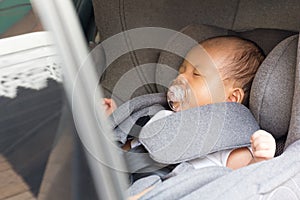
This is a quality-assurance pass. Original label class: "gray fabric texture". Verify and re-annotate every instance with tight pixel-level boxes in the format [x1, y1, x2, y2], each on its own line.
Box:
[285, 34, 300, 148]
[162, 162, 195, 180]
[139, 102, 260, 164]
[114, 104, 164, 143]
[127, 162, 195, 196]
[92, 0, 299, 41]
[127, 175, 162, 196]
[233, 0, 300, 31]
[110, 93, 166, 129]
[92, 0, 238, 41]
[140, 166, 232, 200]
[111, 93, 259, 164]
[123, 146, 168, 174]
[250, 35, 298, 139]
[237, 29, 297, 55]
[110, 93, 167, 143]
[139, 140, 300, 200]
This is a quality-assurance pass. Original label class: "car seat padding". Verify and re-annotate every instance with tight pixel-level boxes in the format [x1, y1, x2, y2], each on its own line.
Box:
[250, 35, 298, 139]
[139, 102, 259, 164]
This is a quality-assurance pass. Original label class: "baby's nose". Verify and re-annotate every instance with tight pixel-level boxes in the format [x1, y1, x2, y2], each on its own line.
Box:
[176, 74, 186, 80]
[175, 74, 190, 84]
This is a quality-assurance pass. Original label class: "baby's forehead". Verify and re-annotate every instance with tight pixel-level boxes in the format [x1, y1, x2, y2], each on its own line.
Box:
[184, 43, 232, 69]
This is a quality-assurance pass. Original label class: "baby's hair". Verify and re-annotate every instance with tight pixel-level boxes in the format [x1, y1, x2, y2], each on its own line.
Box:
[201, 36, 265, 106]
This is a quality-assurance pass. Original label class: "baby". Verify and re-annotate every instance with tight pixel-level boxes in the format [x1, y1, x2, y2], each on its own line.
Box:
[104, 36, 276, 170]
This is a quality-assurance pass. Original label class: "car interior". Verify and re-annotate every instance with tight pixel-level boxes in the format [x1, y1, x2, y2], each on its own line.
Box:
[0, 0, 300, 199]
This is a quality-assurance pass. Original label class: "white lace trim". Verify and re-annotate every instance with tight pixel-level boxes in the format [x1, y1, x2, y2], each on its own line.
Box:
[0, 31, 62, 98]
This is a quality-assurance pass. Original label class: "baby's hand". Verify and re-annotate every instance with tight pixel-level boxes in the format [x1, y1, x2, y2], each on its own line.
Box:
[103, 98, 117, 116]
[251, 130, 276, 161]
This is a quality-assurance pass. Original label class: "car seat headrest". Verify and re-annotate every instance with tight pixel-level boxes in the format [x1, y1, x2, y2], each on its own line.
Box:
[250, 35, 298, 139]
[285, 37, 300, 148]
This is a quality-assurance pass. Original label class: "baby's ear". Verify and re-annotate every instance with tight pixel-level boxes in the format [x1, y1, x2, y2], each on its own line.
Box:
[227, 88, 245, 103]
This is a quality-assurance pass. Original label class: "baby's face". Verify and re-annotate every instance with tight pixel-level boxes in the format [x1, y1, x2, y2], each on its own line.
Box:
[168, 44, 233, 111]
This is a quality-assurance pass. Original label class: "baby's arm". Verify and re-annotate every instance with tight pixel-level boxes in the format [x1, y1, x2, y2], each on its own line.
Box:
[227, 130, 276, 170]
[103, 98, 137, 151]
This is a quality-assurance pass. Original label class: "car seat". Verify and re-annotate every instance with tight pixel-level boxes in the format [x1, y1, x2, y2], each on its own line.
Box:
[126, 28, 300, 199]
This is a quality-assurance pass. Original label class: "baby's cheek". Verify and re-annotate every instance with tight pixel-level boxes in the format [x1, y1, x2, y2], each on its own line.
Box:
[188, 90, 207, 108]
[206, 77, 226, 103]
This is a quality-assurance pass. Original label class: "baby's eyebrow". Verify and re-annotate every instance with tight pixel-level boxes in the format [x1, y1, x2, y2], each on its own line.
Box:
[194, 65, 214, 76]
[193, 66, 204, 74]
[193, 64, 203, 71]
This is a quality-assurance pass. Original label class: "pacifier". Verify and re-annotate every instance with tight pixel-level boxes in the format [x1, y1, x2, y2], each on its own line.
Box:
[167, 76, 192, 112]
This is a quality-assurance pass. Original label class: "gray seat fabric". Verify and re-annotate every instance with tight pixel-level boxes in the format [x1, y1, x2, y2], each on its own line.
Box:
[250, 36, 298, 139]
[139, 102, 259, 164]
[249, 35, 298, 155]
[110, 93, 167, 144]
[139, 140, 300, 200]
[92, 0, 300, 39]
[285, 40, 300, 148]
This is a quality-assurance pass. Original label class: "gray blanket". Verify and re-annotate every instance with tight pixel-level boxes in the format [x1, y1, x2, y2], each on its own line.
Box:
[110, 93, 167, 144]
[111, 93, 259, 164]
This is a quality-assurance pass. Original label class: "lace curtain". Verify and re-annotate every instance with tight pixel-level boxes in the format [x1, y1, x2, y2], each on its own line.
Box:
[0, 31, 62, 98]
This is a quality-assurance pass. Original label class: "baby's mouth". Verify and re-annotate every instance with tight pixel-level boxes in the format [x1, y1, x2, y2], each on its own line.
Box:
[167, 85, 185, 112]
[167, 76, 193, 112]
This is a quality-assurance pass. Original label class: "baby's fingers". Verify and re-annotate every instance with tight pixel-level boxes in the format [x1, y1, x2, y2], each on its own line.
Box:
[251, 131, 275, 146]
[251, 130, 273, 142]
[102, 98, 117, 116]
[252, 141, 271, 151]
[253, 149, 274, 159]
[251, 130, 276, 159]
[103, 98, 112, 106]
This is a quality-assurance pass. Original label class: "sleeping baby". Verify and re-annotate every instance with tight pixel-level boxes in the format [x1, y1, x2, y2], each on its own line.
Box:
[104, 36, 276, 171]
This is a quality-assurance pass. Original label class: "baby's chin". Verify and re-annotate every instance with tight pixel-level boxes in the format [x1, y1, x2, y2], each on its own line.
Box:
[168, 101, 181, 112]
[172, 104, 191, 112]
[175, 103, 211, 112]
